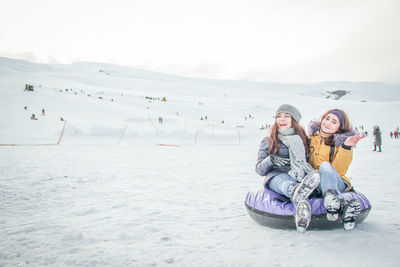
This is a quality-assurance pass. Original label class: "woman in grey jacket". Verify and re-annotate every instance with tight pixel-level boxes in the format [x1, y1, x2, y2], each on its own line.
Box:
[373, 125, 382, 152]
[255, 104, 320, 233]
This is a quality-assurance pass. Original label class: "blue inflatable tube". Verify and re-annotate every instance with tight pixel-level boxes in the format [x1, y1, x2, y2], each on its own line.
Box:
[245, 188, 371, 230]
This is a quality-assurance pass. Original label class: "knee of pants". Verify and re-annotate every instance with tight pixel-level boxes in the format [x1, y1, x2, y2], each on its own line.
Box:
[319, 161, 333, 173]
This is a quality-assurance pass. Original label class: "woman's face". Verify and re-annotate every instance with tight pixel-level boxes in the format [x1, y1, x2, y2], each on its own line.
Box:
[321, 113, 341, 135]
[276, 112, 292, 130]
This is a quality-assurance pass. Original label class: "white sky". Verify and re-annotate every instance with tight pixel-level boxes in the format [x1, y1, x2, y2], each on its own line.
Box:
[1, 0, 399, 83]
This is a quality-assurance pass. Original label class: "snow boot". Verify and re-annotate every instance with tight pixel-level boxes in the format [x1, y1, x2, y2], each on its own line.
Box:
[288, 183, 298, 200]
[342, 199, 361, 231]
[295, 200, 311, 233]
[323, 189, 342, 221]
[291, 171, 320, 205]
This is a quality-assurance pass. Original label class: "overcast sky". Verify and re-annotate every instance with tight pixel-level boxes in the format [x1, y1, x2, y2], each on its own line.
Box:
[1, 0, 399, 83]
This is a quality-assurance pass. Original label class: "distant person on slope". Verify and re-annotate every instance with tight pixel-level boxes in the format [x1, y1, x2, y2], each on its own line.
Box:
[307, 109, 364, 230]
[373, 126, 382, 152]
[255, 104, 320, 233]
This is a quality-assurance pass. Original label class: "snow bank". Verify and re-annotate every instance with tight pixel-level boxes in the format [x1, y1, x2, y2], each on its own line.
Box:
[1, 57, 400, 266]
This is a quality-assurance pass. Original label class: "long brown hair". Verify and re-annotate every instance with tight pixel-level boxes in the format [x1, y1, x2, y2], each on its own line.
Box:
[268, 118, 310, 155]
[319, 109, 351, 146]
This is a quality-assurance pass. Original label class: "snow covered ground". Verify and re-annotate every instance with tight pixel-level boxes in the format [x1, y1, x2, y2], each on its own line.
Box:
[1, 57, 400, 266]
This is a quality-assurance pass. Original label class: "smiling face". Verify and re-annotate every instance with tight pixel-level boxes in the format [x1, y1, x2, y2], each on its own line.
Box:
[320, 113, 341, 135]
[276, 112, 293, 130]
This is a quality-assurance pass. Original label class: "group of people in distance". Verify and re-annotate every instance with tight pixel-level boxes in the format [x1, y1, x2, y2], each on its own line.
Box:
[389, 129, 399, 139]
[27, 108, 46, 120]
[255, 104, 364, 233]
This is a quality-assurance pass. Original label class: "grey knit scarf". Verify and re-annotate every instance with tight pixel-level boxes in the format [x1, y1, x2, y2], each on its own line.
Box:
[278, 128, 314, 182]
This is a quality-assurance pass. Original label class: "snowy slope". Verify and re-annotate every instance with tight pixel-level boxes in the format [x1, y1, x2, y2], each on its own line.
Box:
[1, 57, 400, 266]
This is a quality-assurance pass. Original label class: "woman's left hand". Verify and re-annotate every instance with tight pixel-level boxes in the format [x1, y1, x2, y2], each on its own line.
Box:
[344, 133, 365, 146]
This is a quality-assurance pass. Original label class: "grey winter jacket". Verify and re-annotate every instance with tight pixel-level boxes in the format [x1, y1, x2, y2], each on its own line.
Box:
[255, 137, 291, 187]
[373, 128, 382, 146]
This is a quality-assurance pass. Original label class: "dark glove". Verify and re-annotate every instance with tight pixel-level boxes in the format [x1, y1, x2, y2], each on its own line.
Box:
[270, 154, 290, 167]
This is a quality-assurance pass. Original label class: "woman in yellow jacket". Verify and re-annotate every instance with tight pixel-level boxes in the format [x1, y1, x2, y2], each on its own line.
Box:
[308, 109, 364, 230]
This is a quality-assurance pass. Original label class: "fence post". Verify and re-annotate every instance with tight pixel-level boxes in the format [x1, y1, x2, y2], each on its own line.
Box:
[237, 127, 240, 145]
[119, 124, 128, 145]
[148, 118, 159, 136]
[56, 121, 67, 145]
[194, 130, 199, 144]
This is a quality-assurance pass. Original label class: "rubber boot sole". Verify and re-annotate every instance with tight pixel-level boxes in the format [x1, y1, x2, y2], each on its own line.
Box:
[323, 190, 341, 222]
[292, 171, 320, 205]
[295, 200, 311, 233]
[342, 199, 361, 230]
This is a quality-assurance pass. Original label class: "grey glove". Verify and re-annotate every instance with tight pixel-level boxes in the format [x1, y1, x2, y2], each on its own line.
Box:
[270, 154, 290, 167]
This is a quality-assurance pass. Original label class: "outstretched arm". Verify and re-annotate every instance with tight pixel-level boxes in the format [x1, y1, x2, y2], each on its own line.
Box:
[344, 133, 365, 147]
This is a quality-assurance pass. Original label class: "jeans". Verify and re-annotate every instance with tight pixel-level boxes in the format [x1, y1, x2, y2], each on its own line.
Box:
[268, 173, 297, 199]
[318, 161, 347, 198]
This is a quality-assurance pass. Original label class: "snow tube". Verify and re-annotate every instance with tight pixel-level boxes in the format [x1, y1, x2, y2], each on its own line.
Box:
[245, 188, 371, 230]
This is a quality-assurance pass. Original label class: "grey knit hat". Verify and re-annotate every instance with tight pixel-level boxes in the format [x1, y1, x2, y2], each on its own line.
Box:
[275, 104, 302, 122]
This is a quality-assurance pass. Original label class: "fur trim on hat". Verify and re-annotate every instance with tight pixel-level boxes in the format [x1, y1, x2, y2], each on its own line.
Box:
[308, 120, 356, 147]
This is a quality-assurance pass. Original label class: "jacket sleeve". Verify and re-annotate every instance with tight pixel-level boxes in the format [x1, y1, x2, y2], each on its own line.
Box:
[331, 146, 353, 177]
[255, 137, 275, 176]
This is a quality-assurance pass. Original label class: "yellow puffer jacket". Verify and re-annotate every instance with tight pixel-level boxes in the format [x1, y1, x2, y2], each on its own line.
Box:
[308, 131, 353, 190]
